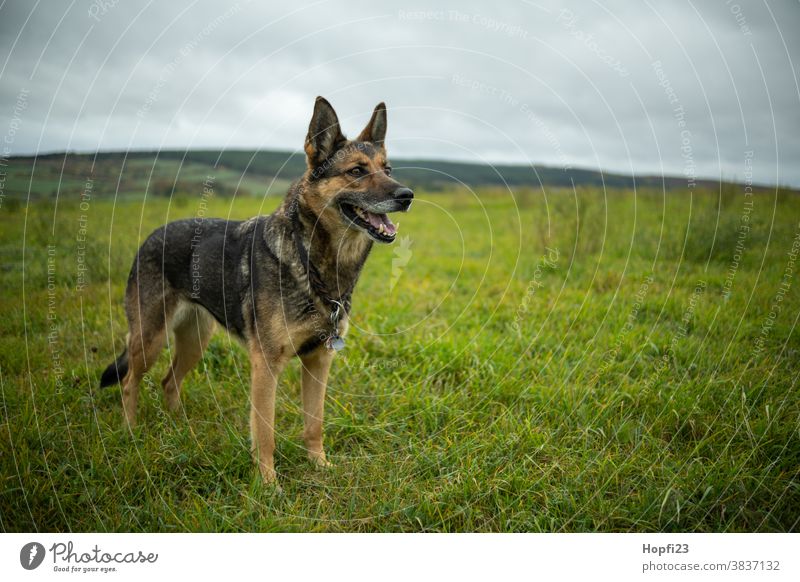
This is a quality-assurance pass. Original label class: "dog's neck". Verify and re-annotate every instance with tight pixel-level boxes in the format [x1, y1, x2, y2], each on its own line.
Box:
[284, 184, 373, 308]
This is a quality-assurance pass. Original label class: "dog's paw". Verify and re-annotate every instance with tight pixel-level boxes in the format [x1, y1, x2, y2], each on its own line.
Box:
[259, 470, 284, 495]
[165, 396, 182, 414]
[264, 480, 284, 495]
[308, 452, 333, 469]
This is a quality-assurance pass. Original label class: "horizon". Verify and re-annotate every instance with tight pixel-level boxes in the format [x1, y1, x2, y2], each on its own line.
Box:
[2, 1, 799, 187]
[8, 146, 791, 191]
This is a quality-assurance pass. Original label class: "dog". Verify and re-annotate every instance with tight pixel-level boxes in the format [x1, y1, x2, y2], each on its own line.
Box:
[99, 97, 413, 486]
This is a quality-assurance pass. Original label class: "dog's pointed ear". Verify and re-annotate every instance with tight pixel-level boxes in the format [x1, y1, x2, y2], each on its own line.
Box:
[305, 97, 347, 168]
[357, 102, 387, 147]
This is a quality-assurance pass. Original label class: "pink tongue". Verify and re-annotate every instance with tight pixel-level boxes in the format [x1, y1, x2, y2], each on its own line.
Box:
[381, 214, 397, 235]
[366, 212, 396, 236]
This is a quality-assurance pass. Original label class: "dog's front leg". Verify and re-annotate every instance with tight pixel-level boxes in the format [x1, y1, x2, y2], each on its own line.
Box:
[300, 347, 335, 467]
[249, 343, 288, 485]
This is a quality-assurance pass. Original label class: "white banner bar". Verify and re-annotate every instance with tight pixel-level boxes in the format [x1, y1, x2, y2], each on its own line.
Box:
[1, 533, 797, 581]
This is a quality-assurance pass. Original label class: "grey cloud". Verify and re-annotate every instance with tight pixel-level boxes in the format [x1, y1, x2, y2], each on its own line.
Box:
[1, 0, 798, 186]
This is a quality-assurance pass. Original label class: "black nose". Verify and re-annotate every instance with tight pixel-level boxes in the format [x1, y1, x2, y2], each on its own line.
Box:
[393, 187, 414, 201]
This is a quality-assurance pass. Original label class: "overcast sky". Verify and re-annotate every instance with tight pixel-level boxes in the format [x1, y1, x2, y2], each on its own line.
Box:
[1, 0, 799, 186]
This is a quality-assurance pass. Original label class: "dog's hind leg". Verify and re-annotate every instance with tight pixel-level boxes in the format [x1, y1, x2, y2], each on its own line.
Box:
[299, 347, 335, 467]
[122, 287, 176, 427]
[162, 304, 215, 413]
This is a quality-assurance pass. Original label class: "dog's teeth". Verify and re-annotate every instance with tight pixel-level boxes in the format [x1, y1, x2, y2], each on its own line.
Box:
[378, 224, 385, 234]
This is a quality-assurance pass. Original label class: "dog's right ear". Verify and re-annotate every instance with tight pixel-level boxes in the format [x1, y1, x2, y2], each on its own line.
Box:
[305, 97, 346, 169]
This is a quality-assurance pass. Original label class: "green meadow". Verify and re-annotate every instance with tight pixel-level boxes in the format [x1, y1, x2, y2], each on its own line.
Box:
[1, 177, 799, 531]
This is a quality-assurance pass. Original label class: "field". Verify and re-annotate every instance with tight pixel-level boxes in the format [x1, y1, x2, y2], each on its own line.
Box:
[1, 175, 799, 531]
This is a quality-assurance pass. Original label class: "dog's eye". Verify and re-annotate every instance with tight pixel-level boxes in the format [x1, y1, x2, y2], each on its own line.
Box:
[348, 167, 364, 177]
[384, 167, 392, 177]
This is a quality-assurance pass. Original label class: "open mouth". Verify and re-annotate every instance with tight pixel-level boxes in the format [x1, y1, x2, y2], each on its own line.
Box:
[340, 203, 399, 242]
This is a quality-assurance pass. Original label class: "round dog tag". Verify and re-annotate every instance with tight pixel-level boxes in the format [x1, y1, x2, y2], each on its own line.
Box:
[326, 336, 346, 351]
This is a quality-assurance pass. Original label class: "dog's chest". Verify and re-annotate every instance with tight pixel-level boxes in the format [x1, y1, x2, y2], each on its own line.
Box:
[285, 307, 349, 355]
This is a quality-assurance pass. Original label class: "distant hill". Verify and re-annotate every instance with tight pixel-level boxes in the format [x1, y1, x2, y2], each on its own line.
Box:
[116, 149, 755, 191]
[6, 149, 787, 200]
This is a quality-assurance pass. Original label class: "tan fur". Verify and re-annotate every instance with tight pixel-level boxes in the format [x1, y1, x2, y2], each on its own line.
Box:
[248, 335, 288, 484]
[300, 348, 335, 466]
[121, 287, 175, 427]
[162, 302, 215, 412]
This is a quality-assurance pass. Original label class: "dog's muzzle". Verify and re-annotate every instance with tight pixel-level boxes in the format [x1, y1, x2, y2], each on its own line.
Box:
[339, 186, 414, 243]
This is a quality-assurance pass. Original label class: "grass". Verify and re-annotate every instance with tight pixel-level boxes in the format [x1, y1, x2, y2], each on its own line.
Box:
[1, 182, 799, 532]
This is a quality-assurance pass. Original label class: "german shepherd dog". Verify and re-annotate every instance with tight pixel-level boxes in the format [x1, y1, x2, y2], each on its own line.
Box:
[99, 97, 413, 486]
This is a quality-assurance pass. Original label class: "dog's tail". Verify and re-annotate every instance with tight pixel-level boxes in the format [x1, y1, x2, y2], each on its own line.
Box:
[99, 348, 129, 388]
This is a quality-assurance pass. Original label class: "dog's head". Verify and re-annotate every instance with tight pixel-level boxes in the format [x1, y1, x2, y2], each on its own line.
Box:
[301, 97, 413, 244]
